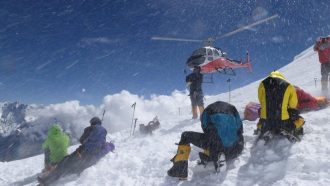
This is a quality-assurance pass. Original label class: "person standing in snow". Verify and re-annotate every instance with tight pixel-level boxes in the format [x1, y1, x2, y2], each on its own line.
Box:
[186, 66, 204, 119]
[167, 101, 244, 179]
[42, 124, 70, 172]
[257, 71, 304, 141]
[38, 117, 115, 185]
[314, 36, 330, 93]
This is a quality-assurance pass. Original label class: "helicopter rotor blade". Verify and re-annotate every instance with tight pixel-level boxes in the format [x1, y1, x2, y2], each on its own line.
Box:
[215, 14, 279, 40]
[151, 36, 203, 43]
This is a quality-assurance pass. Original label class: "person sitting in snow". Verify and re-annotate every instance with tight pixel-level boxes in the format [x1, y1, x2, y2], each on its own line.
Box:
[257, 71, 305, 142]
[167, 101, 244, 179]
[38, 117, 115, 185]
[42, 124, 70, 172]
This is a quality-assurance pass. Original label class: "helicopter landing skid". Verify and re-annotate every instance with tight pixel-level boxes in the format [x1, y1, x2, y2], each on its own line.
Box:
[216, 67, 236, 76]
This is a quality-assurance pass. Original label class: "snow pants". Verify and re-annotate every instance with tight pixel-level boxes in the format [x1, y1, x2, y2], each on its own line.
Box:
[40, 149, 100, 185]
[259, 119, 295, 134]
[321, 62, 330, 91]
[179, 131, 243, 161]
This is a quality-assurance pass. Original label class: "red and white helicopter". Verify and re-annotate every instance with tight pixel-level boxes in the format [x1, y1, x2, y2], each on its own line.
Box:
[152, 14, 279, 76]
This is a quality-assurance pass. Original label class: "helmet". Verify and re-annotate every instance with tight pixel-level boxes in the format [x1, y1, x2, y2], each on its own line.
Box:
[90, 117, 102, 125]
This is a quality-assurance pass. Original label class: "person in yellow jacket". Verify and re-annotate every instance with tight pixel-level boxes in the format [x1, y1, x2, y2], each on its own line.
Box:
[257, 71, 304, 141]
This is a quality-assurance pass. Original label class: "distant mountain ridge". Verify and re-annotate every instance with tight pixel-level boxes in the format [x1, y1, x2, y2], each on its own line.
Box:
[0, 102, 77, 162]
[0, 102, 28, 136]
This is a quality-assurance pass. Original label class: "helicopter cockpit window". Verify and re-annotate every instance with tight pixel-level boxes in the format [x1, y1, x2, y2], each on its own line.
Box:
[207, 49, 213, 61]
[213, 49, 220, 57]
[191, 48, 206, 56]
[214, 47, 223, 56]
[207, 49, 212, 55]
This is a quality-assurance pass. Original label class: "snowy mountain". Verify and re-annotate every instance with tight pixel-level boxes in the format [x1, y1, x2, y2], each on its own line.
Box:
[0, 102, 92, 162]
[0, 102, 27, 136]
[0, 102, 43, 162]
[1, 46, 330, 185]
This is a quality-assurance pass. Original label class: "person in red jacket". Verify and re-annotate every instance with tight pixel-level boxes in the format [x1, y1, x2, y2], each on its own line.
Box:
[295, 86, 318, 111]
[314, 36, 330, 92]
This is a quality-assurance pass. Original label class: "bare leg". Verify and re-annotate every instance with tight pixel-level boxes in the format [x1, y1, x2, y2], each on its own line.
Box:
[192, 106, 198, 119]
[198, 106, 204, 117]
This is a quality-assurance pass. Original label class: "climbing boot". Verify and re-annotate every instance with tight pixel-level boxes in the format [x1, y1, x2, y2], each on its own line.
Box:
[167, 145, 191, 179]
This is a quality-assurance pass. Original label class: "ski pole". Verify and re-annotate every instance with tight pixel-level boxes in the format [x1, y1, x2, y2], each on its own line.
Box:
[130, 102, 136, 136]
[227, 78, 231, 103]
[314, 77, 317, 88]
[132, 118, 138, 136]
[101, 109, 106, 121]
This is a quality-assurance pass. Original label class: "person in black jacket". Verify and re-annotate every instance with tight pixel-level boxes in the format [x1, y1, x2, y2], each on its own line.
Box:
[186, 66, 204, 119]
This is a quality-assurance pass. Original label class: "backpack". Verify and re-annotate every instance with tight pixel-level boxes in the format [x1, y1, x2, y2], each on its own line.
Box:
[244, 102, 260, 121]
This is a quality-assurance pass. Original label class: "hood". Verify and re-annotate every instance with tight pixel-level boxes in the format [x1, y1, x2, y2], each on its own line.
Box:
[48, 124, 62, 136]
[269, 71, 286, 81]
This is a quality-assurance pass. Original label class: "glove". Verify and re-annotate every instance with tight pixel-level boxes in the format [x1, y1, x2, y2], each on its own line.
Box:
[107, 141, 115, 152]
[288, 108, 300, 121]
[294, 116, 305, 129]
[254, 119, 265, 135]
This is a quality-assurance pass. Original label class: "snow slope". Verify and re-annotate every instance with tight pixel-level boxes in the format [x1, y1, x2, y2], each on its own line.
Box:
[1, 46, 330, 186]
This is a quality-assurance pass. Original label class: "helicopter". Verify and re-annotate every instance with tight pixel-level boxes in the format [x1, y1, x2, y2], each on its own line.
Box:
[185, 44, 251, 75]
[151, 14, 279, 76]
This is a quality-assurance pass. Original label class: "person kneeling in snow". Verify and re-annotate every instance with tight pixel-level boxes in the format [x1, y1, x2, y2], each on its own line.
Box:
[257, 71, 305, 142]
[38, 117, 115, 185]
[42, 124, 70, 172]
[167, 101, 244, 179]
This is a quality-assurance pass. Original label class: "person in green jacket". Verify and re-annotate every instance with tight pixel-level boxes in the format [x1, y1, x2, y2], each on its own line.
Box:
[42, 124, 70, 172]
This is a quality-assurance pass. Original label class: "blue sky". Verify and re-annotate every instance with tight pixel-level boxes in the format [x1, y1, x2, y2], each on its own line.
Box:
[0, 0, 329, 105]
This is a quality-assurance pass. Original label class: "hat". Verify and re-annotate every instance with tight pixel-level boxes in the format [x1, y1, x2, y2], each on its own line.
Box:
[90, 117, 102, 125]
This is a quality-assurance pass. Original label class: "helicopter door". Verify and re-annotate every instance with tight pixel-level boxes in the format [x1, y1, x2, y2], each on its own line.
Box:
[207, 49, 213, 61]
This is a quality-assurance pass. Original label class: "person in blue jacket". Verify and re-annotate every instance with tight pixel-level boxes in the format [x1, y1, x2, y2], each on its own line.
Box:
[38, 117, 114, 185]
[167, 101, 244, 179]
